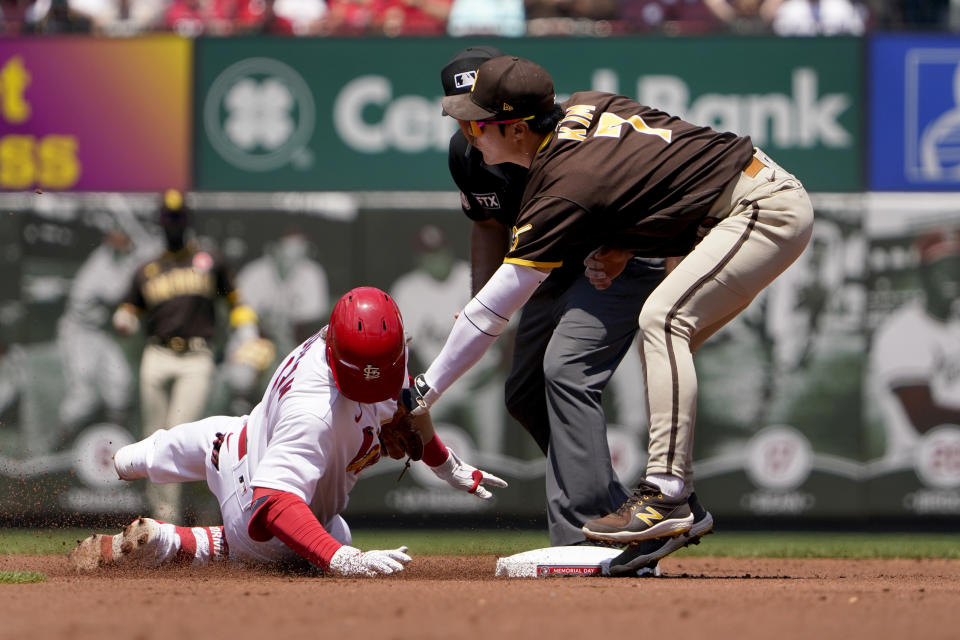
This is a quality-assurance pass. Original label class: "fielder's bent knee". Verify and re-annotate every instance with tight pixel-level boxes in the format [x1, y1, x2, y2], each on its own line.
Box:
[639, 297, 697, 343]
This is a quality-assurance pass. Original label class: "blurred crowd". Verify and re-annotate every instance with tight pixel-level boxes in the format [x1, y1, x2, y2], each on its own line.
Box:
[0, 0, 957, 38]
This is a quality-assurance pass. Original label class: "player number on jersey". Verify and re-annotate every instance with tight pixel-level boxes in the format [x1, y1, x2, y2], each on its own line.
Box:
[594, 112, 672, 143]
[557, 104, 672, 145]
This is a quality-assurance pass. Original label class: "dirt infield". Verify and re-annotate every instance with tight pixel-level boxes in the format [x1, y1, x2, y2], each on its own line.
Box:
[2, 555, 958, 640]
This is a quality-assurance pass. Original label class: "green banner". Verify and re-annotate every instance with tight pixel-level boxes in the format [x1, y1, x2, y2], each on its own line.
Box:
[195, 37, 862, 192]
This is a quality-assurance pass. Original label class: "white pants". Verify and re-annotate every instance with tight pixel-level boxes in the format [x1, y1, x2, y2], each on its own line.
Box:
[139, 344, 216, 522]
[132, 415, 351, 566]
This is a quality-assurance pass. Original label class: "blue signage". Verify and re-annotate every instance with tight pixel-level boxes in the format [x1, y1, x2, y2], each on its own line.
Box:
[870, 35, 960, 191]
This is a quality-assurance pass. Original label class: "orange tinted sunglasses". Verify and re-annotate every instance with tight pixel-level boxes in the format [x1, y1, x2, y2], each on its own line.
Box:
[468, 115, 535, 137]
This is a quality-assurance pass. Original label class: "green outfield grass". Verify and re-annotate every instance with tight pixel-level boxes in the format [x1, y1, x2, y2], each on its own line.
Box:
[2, 528, 959, 559]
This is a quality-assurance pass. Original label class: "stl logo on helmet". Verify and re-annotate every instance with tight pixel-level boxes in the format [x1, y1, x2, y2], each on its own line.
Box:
[363, 365, 381, 381]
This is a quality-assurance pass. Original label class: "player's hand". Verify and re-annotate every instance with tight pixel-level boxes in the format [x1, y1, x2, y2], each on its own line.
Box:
[112, 305, 140, 335]
[584, 246, 632, 290]
[429, 447, 508, 500]
[327, 545, 411, 577]
[405, 374, 441, 416]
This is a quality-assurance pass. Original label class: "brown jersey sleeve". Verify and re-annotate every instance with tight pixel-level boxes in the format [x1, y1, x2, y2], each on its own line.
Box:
[504, 196, 592, 269]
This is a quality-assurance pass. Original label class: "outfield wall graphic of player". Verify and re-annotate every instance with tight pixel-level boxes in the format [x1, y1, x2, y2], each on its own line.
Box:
[390, 224, 506, 458]
[55, 208, 161, 445]
[209, 230, 329, 416]
[867, 227, 960, 489]
[235, 230, 329, 356]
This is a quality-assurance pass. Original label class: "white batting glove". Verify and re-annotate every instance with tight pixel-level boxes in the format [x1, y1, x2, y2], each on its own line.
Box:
[429, 448, 508, 500]
[406, 374, 441, 416]
[327, 545, 411, 577]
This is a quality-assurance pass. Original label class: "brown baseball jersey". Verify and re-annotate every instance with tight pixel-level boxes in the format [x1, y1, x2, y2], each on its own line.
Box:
[125, 246, 236, 341]
[505, 91, 754, 268]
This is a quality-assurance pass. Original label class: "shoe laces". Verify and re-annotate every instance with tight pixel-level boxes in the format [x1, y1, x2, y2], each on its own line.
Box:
[615, 480, 662, 515]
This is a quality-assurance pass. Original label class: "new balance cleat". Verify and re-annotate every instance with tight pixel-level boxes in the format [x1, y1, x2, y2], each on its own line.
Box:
[607, 492, 715, 577]
[581, 480, 693, 544]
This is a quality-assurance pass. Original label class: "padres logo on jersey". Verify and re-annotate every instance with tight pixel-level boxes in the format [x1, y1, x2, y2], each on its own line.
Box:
[510, 224, 532, 252]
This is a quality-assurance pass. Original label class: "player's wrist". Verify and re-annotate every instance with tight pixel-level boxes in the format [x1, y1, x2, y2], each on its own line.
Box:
[327, 544, 361, 573]
[321, 542, 346, 568]
[422, 433, 449, 467]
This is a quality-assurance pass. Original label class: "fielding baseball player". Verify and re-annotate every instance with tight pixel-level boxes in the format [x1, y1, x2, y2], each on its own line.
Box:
[868, 228, 960, 467]
[70, 287, 506, 575]
[439, 47, 706, 557]
[112, 190, 262, 523]
[409, 56, 813, 573]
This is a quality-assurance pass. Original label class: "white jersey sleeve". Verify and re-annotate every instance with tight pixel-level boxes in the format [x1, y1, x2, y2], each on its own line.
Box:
[424, 262, 545, 393]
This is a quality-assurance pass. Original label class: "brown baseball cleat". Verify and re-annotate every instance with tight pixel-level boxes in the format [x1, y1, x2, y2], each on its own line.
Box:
[581, 480, 693, 544]
[606, 492, 715, 576]
[68, 517, 162, 571]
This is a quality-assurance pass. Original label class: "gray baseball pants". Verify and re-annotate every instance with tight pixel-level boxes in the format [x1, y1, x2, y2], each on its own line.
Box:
[505, 258, 665, 546]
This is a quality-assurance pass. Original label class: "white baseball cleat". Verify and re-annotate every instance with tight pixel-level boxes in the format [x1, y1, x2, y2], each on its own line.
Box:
[68, 517, 163, 571]
[112, 443, 145, 481]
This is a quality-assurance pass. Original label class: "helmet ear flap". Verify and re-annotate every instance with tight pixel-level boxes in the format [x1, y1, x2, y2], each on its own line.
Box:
[326, 287, 406, 403]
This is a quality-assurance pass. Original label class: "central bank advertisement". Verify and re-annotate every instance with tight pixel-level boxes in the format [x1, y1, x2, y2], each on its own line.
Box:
[195, 37, 862, 192]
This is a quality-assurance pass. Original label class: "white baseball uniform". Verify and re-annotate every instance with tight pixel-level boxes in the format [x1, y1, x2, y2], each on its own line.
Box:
[127, 329, 403, 565]
[868, 301, 960, 465]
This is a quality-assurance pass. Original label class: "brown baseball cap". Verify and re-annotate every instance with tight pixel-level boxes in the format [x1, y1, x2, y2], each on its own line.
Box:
[441, 56, 555, 122]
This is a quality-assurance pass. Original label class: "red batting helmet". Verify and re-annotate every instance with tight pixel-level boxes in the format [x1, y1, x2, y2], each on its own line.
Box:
[326, 286, 406, 403]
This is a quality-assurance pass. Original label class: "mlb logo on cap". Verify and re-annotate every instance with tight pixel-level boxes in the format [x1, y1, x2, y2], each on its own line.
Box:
[441, 45, 503, 98]
[441, 56, 556, 122]
[455, 70, 478, 90]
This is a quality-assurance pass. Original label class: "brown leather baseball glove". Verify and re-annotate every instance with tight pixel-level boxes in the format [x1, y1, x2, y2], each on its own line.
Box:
[379, 404, 424, 461]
